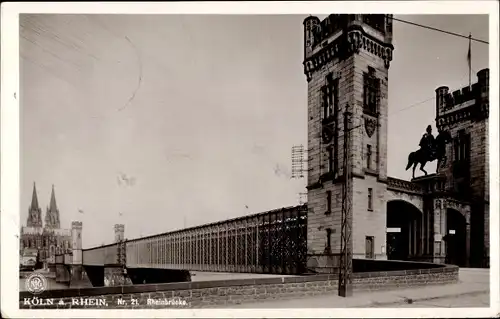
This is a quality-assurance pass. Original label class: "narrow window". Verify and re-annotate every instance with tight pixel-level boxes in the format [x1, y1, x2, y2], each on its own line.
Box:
[328, 146, 334, 173]
[333, 78, 339, 116]
[326, 74, 334, 118]
[454, 130, 471, 163]
[364, 68, 380, 115]
[322, 86, 327, 119]
[463, 133, 470, 161]
[326, 191, 332, 214]
[365, 236, 375, 259]
[326, 228, 332, 252]
[367, 144, 372, 169]
[368, 188, 373, 211]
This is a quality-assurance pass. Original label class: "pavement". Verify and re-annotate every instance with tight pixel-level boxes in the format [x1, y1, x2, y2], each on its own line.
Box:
[223, 268, 490, 308]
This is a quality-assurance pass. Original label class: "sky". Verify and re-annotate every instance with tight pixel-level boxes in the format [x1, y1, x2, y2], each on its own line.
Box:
[19, 14, 489, 248]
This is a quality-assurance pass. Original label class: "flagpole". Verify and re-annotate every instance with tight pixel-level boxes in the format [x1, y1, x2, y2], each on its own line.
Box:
[468, 32, 472, 89]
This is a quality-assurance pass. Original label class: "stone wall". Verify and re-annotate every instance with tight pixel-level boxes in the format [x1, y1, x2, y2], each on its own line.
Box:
[20, 264, 458, 309]
[352, 175, 387, 260]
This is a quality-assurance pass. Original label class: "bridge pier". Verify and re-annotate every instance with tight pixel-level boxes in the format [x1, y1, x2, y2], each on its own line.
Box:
[104, 265, 132, 286]
[69, 264, 83, 288]
[55, 262, 70, 284]
[69, 264, 92, 288]
[82, 265, 105, 287]
[47, 263, 56, 273]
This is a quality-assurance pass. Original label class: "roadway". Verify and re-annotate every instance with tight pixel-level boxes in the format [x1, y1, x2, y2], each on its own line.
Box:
[224, 268, 490, 308]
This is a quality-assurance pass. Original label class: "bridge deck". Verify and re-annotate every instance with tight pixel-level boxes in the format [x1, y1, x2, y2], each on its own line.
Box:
[82, 205, 308, 275]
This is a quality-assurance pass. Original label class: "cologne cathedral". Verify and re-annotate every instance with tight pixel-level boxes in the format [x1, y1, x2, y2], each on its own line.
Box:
[20, 183, 71, 267]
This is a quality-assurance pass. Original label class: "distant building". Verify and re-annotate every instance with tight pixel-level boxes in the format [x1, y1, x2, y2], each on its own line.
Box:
[20, 183, 71, 268]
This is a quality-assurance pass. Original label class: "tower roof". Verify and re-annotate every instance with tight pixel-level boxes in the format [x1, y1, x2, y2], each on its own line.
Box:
[49, 184, 58, 212]
[30, 182, 40, 210]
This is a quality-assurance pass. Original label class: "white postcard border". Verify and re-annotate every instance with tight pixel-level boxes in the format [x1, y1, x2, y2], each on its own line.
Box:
[1, 1, 499, 318]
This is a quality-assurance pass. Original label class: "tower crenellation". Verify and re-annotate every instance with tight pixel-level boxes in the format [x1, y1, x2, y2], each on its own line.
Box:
[435, 68, 490, 123]
[303, 15, 394, 82]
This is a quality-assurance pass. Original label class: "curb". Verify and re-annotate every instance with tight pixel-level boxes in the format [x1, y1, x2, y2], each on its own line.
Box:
[368, 290, 489, 307]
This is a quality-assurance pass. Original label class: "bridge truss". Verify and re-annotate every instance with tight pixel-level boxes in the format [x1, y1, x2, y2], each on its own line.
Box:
[92, 205, 308, 275]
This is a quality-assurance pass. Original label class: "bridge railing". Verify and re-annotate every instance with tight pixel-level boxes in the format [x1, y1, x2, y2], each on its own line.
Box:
[125, 205, 308, 275]
[387, 177, 424, 194]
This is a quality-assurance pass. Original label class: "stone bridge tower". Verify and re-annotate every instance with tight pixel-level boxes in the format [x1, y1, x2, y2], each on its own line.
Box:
[435, 68, 489, 267]
[303, 14, 394, 273]
[114, 224, 125, 243]
[69, 221, 84, 287]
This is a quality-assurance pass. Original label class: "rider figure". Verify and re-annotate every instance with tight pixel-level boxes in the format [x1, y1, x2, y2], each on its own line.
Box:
[419, 125, 436, 160]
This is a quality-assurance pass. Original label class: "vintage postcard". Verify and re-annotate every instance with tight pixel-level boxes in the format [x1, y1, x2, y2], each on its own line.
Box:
[1, 1, 498, 318]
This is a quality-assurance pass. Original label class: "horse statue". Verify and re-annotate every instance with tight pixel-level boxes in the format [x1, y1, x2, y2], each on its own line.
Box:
[405, 127, 452, 179]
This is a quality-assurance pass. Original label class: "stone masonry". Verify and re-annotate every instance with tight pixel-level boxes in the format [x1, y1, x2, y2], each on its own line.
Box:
[435, 68, 490, 267]
[20, 263, 458, 309]
[303, 14, 394, 273]
[303, 14, 489, 271]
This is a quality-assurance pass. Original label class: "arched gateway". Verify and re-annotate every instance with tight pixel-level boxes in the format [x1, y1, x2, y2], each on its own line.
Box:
[302, 14, 489, 272]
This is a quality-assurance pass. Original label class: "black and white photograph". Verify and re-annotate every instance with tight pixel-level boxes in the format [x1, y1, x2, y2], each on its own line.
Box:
[1, 1, 498, 317]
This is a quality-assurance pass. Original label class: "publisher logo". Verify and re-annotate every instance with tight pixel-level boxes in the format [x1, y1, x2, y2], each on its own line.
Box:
[25, 273, 47, 294]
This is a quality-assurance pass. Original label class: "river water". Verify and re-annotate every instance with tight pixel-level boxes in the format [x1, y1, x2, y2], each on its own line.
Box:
[20, 271, 290, 291]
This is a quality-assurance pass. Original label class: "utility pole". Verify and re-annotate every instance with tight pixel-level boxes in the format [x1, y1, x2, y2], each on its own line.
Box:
[338, 107, 353, 297]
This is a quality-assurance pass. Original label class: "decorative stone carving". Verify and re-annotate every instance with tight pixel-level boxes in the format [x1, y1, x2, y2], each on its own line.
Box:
[435, 199, 442, 210]
[322, 125, 334, 143]
[303, 27, 394, 81]
[364, 117, 377, 137]
[386, 177, 424, 194]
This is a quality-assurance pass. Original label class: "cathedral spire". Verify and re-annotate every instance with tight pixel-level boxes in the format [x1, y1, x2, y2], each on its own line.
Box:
[27, 182, 42, 228]
[45, 184, 60, 229]
[30, 182, 40, 210]
[49, 184, 58, 212]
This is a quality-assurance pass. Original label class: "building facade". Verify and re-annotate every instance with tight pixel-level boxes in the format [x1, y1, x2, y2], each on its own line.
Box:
[302, 14, 489, 273]
[20, 183, 71, 268]
[434, 69, 489, 267]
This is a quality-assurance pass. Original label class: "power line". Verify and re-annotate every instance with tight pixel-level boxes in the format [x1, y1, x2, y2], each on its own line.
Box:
[388, 79, 478, 116]
[389, 16, 489, 45]
[388, 96, 436, 116]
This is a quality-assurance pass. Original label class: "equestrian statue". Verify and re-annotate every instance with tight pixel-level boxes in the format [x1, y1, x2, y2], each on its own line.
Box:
[405, 125, 452, 179]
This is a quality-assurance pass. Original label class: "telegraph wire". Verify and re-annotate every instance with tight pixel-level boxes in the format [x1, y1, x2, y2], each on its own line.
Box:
[388, 78, 479, 116]
[389, 16, 489, 45]
[388, 96, 436, 116]
[308, 76, 480, 156]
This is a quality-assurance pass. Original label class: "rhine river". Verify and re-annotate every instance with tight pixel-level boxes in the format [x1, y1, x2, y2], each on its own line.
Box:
[20, 271, 290, 292]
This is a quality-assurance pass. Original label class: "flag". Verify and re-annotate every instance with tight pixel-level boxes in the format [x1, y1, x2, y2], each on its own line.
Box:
[467, 33, 472, 88]
[467, 34, 471, 70]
